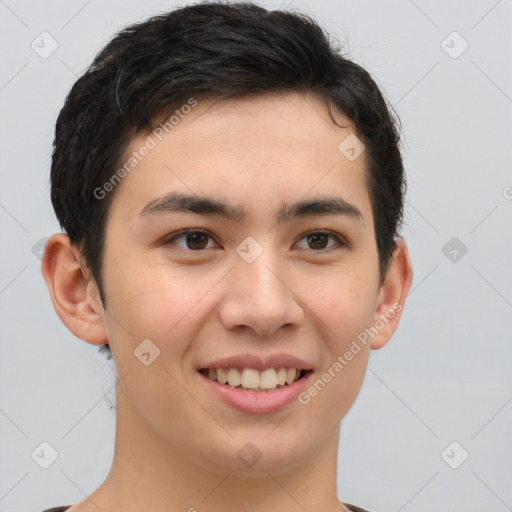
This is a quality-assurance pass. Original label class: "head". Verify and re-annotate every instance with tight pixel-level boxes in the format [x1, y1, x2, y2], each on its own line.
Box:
[42, 1, 412, 476]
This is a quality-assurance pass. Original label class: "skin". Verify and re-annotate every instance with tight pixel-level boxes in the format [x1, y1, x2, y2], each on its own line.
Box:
[42, 92, 412, 512]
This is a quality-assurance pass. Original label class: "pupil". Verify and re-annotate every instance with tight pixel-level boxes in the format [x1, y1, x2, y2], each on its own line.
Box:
[187, 232, 207, 250]
[308, 233, 327, 249]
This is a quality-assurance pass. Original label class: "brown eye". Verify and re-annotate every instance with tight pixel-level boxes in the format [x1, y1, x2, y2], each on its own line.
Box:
[295, 231, 344, 251]
[167, 230, 215, 250]
[307, 233, 329, 249]
[185, 232, 209, 250]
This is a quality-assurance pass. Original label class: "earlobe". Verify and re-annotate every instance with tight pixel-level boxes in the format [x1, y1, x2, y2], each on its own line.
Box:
[370, 238, 413, 350]
[41, 233, 108, 346]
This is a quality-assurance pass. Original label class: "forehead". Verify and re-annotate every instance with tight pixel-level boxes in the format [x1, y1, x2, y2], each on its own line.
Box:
[107, 93, 372, 226]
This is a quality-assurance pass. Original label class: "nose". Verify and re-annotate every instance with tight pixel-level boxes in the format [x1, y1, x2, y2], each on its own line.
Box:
[218, 251, 304, 336]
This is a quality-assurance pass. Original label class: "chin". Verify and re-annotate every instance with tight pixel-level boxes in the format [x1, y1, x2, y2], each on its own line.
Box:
[198, 430, 314, 476]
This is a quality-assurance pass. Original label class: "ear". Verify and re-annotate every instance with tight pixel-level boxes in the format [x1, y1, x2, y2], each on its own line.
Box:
[370, 238, 413, 350]
[41, 233, 108, 346]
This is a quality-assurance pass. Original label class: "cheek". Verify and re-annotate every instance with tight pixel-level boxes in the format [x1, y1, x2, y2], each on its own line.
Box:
[310, 268, 378, 341]
[300, 268, 375, 411]
[107, 257, 202, 330]
[101, 263, 205, 414]
[103, 258, 226, 371]
[299, 291, 373, 427]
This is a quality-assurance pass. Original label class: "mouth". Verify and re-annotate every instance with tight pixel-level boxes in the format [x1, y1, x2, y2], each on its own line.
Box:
[198, 367, 311, 393]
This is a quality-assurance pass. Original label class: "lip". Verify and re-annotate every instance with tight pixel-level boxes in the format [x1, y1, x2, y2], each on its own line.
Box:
[199, 370, 313, 414]
[197, 353, 313, 371]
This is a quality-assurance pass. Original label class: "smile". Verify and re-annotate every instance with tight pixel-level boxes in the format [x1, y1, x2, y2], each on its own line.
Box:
[199, 367, 308, 392]
[198, 367, 313, 414]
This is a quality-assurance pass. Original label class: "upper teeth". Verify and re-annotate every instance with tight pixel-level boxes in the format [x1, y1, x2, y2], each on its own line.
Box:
[205, 367, 301, 390]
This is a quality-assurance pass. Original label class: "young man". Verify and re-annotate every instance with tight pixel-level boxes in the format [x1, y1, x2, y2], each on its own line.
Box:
[41, 2, 412, 511]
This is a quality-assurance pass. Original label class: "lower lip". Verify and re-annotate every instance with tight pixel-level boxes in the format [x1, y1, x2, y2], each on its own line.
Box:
[199, 372, 312, 414]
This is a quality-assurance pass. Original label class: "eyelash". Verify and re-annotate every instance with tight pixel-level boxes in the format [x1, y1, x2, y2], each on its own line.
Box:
[164, 229, 347, 252]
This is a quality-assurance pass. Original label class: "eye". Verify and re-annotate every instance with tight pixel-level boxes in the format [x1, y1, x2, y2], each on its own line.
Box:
[165, 230, 218, 250]
[295, 231, 345, 251]
[164, 229, 345, 252]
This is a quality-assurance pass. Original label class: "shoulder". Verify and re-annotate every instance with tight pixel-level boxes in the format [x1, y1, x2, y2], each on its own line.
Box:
[343, 503, 374, 512]
[43, 503, 371, 512]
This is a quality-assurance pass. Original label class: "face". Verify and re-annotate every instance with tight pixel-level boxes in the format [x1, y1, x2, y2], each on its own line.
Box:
[97, 93, 386, 474]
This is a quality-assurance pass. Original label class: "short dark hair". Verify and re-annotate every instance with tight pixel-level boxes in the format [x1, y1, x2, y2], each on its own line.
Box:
[50, 1, 405, 339]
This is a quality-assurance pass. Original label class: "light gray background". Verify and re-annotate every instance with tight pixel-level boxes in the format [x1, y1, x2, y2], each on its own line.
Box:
[1, 1, 511, 511]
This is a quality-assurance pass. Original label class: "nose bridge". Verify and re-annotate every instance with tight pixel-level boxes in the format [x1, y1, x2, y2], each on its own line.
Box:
[219, 242, 303, 335]
[244, 252, 285, 302]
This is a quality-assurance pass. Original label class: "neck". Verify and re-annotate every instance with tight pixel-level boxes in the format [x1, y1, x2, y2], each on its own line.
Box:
[80, 391, 345, 512]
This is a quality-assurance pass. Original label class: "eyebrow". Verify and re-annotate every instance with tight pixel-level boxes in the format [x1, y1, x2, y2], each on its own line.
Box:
[138, 192, 364, 224]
